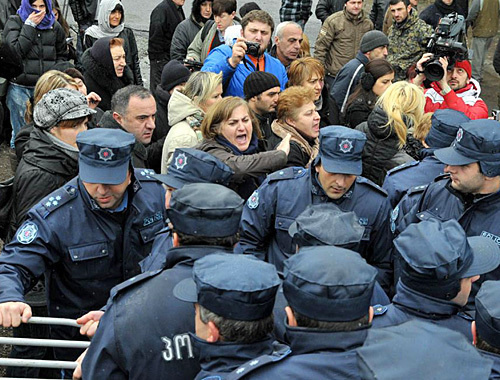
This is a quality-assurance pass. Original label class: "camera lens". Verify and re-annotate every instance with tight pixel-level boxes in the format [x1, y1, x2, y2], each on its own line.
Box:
[424, 60, 445, 82]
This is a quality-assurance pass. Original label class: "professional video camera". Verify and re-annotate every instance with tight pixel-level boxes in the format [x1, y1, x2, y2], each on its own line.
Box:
[423, 12, 468, 82]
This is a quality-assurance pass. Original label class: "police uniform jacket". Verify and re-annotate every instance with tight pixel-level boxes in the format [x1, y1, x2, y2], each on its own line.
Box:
[231, 325, 368, 379]
[480, 350, 500, 379]
[82, 245, 233, 379]
[382, 149, 445, 208]
[139, 226, 174, 272]
[237, 167, 393, 291]
[0, 170, 166, 359]
[399, 175, 500, 307]
[371, 281, 473, 340]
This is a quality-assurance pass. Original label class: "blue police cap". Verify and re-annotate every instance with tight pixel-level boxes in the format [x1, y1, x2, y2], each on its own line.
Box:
[425, 109, 470, 149]
[313, 126, 366, 175]
[174, 253, 280, 321]
[395, 219, 500, 300]
[476, 281, 500, 349]
[434, 119, 500, 177]
[288, 203, 365, 247]
[283, 247, 377, 322]
[76, 128, 135, 185]
[357, 320, 493, 380]
[153, 148, 234, 189]
[166, 183, 243, 237]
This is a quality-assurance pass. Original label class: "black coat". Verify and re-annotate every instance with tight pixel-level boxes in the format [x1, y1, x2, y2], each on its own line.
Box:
[315, 0, 345, 22]
[148, 0, 185, 61]
[343, 90, 376, 129]
[9, 127, 78, 241]
[84, 27, 143, 85]
[3, 15, 67, 86]
[81, 48, 134, 111]
[419, 2, 464, 29]
[149, 85, 171, 173]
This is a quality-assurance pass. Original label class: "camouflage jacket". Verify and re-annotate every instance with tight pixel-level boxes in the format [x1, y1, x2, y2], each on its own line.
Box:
[387, 10, 433, 81]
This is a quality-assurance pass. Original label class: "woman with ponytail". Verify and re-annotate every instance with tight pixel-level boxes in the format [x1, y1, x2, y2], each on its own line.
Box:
[356, 81, 425, 186]
[343, 59, 394, 129]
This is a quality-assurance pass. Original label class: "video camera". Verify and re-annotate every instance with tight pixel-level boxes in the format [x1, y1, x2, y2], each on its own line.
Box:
[423, 12, 468, 82]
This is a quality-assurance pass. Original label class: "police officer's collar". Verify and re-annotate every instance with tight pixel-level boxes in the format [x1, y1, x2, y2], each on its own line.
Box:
[163, 245, 234, 270]
[444, 177, 500, 206]
[190, 333, 275, 375]
[284, 322, 368, 354]
[311, 171, 355, 201]
[392, 281, 464, 319]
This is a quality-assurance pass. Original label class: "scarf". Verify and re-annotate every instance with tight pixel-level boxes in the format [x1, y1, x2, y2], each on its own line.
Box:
[17, 0, 55, 30]
[85, 0, 124, 40]
[271, 119, 319, 167]
[215, 133, 259, 156]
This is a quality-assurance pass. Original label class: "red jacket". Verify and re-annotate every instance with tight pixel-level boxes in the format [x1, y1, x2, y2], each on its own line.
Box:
[424, 79, 488, 120]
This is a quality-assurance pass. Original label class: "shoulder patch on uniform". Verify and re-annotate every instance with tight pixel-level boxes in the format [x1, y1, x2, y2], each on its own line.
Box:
[134, 168, 158, 181]
[16, 222, 38, 244]
[247, 190, 259, 209]
[35, 185, 78, 219]
[109, 269, 163, 300]
[373, 304, 388, 316]
[406, 184, 428, 195]
[356, 177, 388, 196]
[268, 167, 306, 182]
[386, 160, 420, 175]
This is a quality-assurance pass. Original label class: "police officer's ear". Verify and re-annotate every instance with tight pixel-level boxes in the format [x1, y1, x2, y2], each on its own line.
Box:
[471, 321, 477, 346]
[285, 306, 297, 327]
[206, 321, 220, 343]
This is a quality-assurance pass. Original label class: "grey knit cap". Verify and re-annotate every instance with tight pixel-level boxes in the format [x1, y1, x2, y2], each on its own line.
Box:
[34, 88, 96, 129]
[360, 30, 389, 53]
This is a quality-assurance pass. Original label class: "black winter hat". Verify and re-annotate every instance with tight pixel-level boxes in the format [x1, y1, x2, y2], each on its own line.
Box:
[243, 71, 280, 100]
[160, 60, 191, 93]
[360, 30, 389, 53]
[239, 2, 260, 17]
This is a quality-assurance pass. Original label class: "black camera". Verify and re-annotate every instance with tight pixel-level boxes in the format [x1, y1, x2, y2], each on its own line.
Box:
[245, 41, 261, 57]
[183, 59, 203, 72]
[423, 12, 468, 82]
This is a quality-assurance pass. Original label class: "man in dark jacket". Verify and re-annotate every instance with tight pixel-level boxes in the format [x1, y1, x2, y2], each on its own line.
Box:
[315, 0, 345, 22]
[148, 0, 185, 93]
[0, 128, 166, 376]
[81, 183, 243, 380]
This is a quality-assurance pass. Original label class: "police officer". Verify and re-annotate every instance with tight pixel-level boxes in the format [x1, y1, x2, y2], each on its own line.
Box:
[140, 148, 234, 272]
[373, 218, 500, 340]
[174, 253, 287, 380]
[230, 246, 379, 379]
[473, 281, 500, 377]
[357, 320, 493, 379]
[238, 126, 393, 292]
[81, 183, 244, 379]
[395, 119, 500, 307]
[0, 128, 166, 371]
[383, 109, 470, 208]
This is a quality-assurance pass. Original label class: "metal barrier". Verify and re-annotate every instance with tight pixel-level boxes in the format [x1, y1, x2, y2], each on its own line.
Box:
[0, 316, 89, 373]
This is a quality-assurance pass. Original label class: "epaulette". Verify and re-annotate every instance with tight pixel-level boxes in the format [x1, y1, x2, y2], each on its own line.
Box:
[226, 344, 292, 380]
[434, 173, 451, 183]
[268, 167, 307, 182]
[386, 160, 420, 175]
[35, 185, 78, 219]
[356, 177, 388, 196]
[109, 269, 162, 300]
[373, 304, 388, 316]
[134, 168, 158, 181]
[457, 311, 474, 322]
[406, 184, 428, 195]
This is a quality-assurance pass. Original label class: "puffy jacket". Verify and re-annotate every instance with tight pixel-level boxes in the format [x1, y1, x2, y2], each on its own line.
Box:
[170, 15, 204, 62]
[84, 27, 143, 85]
[314, 10, 373, 77]
[81, 48, 134, 111]
[3, 15, 67, 86]
[0, 171, 166, 361]
[424, 79, 488, 120]
[201, 45, 288, 98]
[148, 0, 185, 61]
[8, 127, 78, 241]
[161, 89, 204, 172]
[356, 106, 414, 186]
[315, 0, 345, 22]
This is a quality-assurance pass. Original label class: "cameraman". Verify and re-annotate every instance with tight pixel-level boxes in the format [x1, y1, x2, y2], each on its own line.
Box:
[413, 53, 488, 119]
[201, 10, 288, 97]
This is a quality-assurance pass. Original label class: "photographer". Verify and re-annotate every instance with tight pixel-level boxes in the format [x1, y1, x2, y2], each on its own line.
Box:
[413, 53, 488, 119]
[201, 10, 288, 98]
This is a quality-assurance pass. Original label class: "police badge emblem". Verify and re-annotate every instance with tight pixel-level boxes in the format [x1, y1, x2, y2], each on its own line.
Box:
[339, 139, 353, 153]
[456, 128, 463, 143]
[98, 147, 114, 161]
[175, 153, 188, 170]
[247, 191, 259, 209]
[17, 222, 38, 244]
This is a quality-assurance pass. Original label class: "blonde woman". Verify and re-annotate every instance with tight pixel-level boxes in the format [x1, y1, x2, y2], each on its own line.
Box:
[356, 81, 425, 185]
[161, 71, 223, 172]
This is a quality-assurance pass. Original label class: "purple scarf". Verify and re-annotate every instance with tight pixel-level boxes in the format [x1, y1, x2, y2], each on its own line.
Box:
[17, 0, 55, 30]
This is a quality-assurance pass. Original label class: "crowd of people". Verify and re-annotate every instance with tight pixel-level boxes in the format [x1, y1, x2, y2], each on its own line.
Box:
[0, 0, 500, 378]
